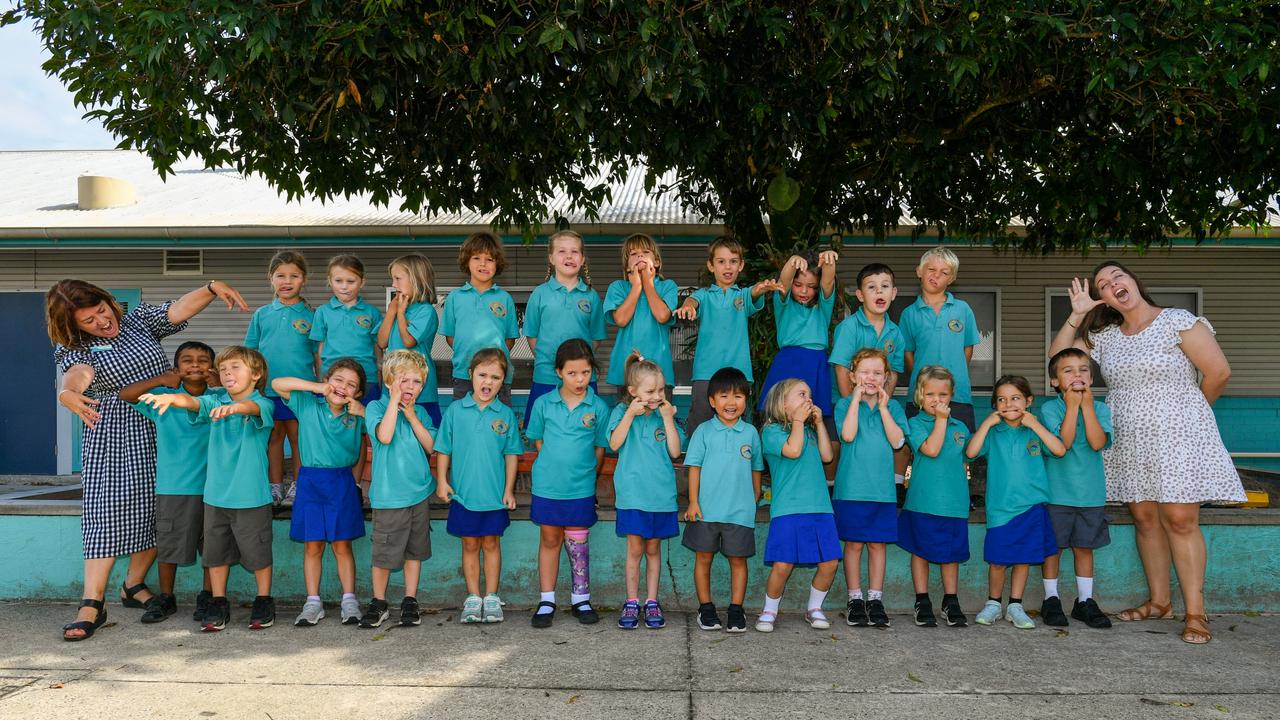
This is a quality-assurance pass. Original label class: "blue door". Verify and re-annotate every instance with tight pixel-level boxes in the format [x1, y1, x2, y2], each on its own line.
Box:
[0, 292, 58, 473]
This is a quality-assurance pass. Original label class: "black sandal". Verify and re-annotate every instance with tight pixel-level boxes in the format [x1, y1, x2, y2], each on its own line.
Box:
[120, 582, 151, 609]
[571, 600, 600, 625]
[530, 601, 557, 629]
[62, 599, 107, 641]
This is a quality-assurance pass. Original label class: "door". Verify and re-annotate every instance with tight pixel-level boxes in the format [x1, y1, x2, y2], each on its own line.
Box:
[0, 292, 58, 474]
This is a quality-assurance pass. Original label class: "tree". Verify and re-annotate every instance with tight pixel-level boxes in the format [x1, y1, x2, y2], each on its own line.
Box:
[8, 1, 1279, 251]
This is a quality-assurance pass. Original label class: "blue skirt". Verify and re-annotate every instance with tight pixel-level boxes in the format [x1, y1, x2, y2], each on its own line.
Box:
[758, 347, 833, 415]
[763, 513, 842, 566]
[615, 509, 679, 539]
[833, 500, 898, 543]
[984, 504, 1058, 565]
[897, 509, 970, 564]
[290, 466, 366, 542]
[446, 502, 511, 538]
[530, 495, 598, 528]
[270, 396, 296, 422]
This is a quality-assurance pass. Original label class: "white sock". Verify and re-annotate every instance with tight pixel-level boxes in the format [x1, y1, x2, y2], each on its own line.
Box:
[271, 483, 283, 491]
[1077, 577, 1094, 602]
[847, 589, 863, 601]
[807, 586, 828, 612]
[342, 592, 356, 601]
[536, 591, 555, 615]
[570, 592, 590, 606]
[1043, 578, 1059, 599]
[868, 589, 883, 601]
[762, 594, 781, 615]
[306, 595, 321, 602]
[894, 473, 906, 486]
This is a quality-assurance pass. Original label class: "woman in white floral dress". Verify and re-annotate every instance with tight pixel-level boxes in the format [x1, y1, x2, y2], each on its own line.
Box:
[1050, 261, 1244, 645]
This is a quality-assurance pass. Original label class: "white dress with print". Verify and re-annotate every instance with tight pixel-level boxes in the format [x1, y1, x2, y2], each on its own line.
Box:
[1089, 308, 1245, 504]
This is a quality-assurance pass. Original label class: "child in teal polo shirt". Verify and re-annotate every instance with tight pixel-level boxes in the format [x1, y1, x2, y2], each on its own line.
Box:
[1039, 348, 1114, 629]
[361, 350, 437, 629]
[674, 235, 783, 437]
[966, 375, 1067, 630]
[756, 378, 838, 634]
[376, 253, 443, 426]
[682, 368, 763, 634]
[757, 250, 839, 426]
[121, 341, 217, 624]
[900, 247, 981, 432]
[140, 346, 276, 633]
[311, 254, 382, 402]
[435, 348, 524, 625]
[608, 352, 684, 630]
[441, 231, 520, 404]
[526, 339, 611, 629]
[605, 233, 680, 400]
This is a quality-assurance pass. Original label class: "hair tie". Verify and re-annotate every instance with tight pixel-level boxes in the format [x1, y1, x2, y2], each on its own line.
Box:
[638, 354, 645, 362]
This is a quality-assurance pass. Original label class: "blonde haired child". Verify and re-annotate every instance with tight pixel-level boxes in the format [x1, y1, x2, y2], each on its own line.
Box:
[605, 233, 679, 398]
[311, 254, 382, 403]
[376, 253, 442, 425]
[901, 247, 980, 432]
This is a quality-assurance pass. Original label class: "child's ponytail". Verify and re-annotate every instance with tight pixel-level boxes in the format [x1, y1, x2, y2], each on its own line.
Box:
[617, 350, 665, 405]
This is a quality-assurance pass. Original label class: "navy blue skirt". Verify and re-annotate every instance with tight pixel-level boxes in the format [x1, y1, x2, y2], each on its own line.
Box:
[615, 509, 679, 539]
[758, 347, 833, 415]
[270, 396, 297, 422]
[530, 495, 598, 528]
[897, 509, 970, 564]
[290, 466, 366, 542]
[446, 502, 511, 538]
[984, 504, 1058, 565]
[833, 500, 898, 543]
[763, 513, 842, 566]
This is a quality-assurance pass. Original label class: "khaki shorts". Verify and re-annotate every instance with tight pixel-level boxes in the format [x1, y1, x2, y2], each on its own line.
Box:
[372, 498, 432, 569]
[156, 494, 204, 566]
[202, 503, 273, 571]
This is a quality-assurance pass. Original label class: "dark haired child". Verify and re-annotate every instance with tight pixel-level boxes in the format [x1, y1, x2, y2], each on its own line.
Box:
[442, 232, 519, 404]
[758, 251, 839, 426]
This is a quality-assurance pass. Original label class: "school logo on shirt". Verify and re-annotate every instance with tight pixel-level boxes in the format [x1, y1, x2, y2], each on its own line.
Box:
[947, 319, 964, 333]
[1027, 439, 1042, 457]
[489, 301, 508, 318]
[340, 415, 360, 430]
[491, 419, 509, 436]
[581, 413, 596, 429]
[883, 339, 895, 353]
[292, 319, 312, 334]
[577, 299, 592, 314]
[740, 444, 753, 459]
[654, 427, 667, 443]
[952, 431, 965, 447]
[733, 296, 745, 311]
[355, 315, 374, 329]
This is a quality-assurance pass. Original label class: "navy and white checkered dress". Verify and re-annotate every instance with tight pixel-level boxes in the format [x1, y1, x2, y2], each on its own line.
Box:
[53, 302, 187, 559]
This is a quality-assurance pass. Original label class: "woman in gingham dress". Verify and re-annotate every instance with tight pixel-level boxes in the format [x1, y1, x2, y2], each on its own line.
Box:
[49, 278, 248, 640]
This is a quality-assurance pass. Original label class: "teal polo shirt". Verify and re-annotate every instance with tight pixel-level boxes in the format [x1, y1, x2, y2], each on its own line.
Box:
[1039, 397, 1112, 507]
[971, 423, 1051, 528]
[604, 278, 679, 386]
[690, 285, 766, 381]
[434, 395, 523, 512]
[772, 288, 835, 350]
[684, 418, 764, 528]
[761, 424, 833, 517]
[526, 388, 610, 500]
[310, 296, 382, 382]
[440, 283, 520, 383]
[244, 300, 317, 397]
[899, 293, 981, 404]
[287, 392, 363, 468]
[378, 300, 441, 404]
[523, 278, 607, 385]
[364, 397, 436, 509]
[131, 387, 211, 495]
[904, 413, 971, 518]
[607, 404, 686, 513]
[192, 390, 275, 509]
[832, 396, 908, 503]
[828, 308, 905, 404]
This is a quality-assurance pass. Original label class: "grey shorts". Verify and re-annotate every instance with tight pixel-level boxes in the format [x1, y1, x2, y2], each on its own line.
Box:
[682, 521, 757, 558]
[1048, 504, 1111, 550]
[372, 498, 432, 569]
[156, 494, 204, 566]
[202, 503, 273, 571]
[452, 378, 511, 405]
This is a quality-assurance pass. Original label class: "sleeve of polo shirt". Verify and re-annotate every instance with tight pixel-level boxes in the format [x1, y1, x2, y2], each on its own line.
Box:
[191, 393, 221, 426]
[440, 294, 457, 337]
[888, 399, 909, 431]
[364, 401, 386, 444]
[761, 424, 785, 457]
[285, 389, 309, 418]
[525, 395, 545, 441]
[683, 426, 707, 467]
[129, 398, 161, 424]
[434, 405, 455, 455]
[962, 302, 980, 348]
[408, 303, 438, 345]
[829, 321, 852, 369]
[1039, 400, 1066, 436]
[244, 308, 262, 348]
[522, 287, 543, 339]
[690, 287, 708, 308]
[906, 414, 931, 453]
[592, 398, 611, 448]
[970, 427, 991, 458]
[672, 415, 687, 448]
[658, 279, 679, 326]
[503, 294, 520, 340]
[368, 306, 384, 338]
[899, 310, 916, 353]
[818, 285, 836, 321]
[604, 281, 626, 324]
[251, 395, 275, 430]
[832, 396, 852, 430]
[746, 288, 766, 317]
[749, 427, 765, 471]
[308, 307, 328, 342]
[589, 290, 606, 340]
[502, 408, 524, 455]
[606, 403, 627, 435]
[887, 327, 906, 372]
[1094, 400, 1114, 450]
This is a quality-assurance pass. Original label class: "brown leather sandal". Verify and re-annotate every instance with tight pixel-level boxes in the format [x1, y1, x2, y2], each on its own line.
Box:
[1181, 614, 1211, 644]
[1117, 599, 1173, 621]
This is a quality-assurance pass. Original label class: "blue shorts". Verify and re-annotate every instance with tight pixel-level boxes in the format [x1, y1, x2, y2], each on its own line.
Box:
[984, 504, 1058, 565]
[417, 401, 442, 428]
[289, 466, 366, 542]
[897, 509, 970, 564]
[530, 495, 597, 528]
[523, 380, 598, 428]
[758, 347, 833, 416]
[763, 513, 842, 566]
[363, 382, 383, 404]
[270, 396, 296, 422]
[446, 502, 511, 538]
[615, 509, 679, 539]
[833, 500, 898, 543]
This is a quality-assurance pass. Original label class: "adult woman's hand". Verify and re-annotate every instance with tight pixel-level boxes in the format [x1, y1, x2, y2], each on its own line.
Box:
[60, 389, 101, 430]
[168, 280, 249, 324]
[209, 280, 250, 312]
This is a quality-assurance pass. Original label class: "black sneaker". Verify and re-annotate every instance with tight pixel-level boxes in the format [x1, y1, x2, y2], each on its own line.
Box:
[697, 602, 723, 631]
[913, 598, 937, 628]
[725, 604, 747, 633]
[201, 596, 230, 632]
[248, 596, 275, 630]
[193, 590, 213, 623]
[846, 598, 869, 627]
[140, 592, 177, 624]
[571, 600, 599, 625]
[531, 601, 556, 629]
[400, 597, 422, 627]
[359, 599, 389, 629]
[1071, 598, 1113, 629]
[1041, 596, 1070, 627]
[867, 599, 891, 627]
[941, 598, 968, 627]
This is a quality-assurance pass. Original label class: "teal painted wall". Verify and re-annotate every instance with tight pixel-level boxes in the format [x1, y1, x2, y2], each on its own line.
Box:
[5, 515, 1278, 613]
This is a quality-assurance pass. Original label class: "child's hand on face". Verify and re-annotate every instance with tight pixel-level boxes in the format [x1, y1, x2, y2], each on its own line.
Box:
[983, 410, 1004, 428]
[658, 399, 677, 421]
[1080, 385, 1094, 404]
[204, 368, 221, 387]
[1064, 387, 1083, 409]
[347, 398, 366, 417]
[809, 403, 823, 424]
[817, 250, 839, 267]
[933, 399, 951, 419]
[1021, 411, 1042, 429]
[627, 397, 648, 417]
[160, 369, 183, 388]
[788, 401, 810, 423]
[387, 293, 401, 315]
[850, 384, 864, 403]
[877, 387, 891, 409]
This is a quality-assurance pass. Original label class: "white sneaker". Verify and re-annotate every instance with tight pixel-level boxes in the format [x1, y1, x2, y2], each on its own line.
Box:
[340, 596, 361, 625]
[294, 599, 325, 627]
[755, 611, 777, 633]
[976, 599, 1003, 626]
[283, 482, 297, 506]
[804, 609, 831, 630]
[270, 483, 285, 506]
[461, 594, 483, 623]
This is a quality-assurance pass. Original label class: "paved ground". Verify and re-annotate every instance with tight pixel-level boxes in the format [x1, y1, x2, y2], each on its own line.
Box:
[1, 601, 1276, 719]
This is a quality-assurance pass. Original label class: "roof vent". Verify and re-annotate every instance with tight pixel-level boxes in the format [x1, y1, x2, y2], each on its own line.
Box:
[77, 175, 136, 209]
[164, 249, 204, 275]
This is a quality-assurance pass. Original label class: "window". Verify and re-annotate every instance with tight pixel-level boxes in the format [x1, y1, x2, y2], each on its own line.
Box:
[880, 289, 1002, 392]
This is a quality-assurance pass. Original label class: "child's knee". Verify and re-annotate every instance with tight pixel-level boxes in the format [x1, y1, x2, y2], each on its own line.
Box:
[462, 537, 481, 552]
[481, 535, 501, 552]
[539, 527, 564, 548]
[331, 541, 354, 557]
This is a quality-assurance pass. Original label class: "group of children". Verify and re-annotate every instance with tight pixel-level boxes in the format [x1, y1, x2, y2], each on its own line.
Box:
[119, 235, 1113, 637]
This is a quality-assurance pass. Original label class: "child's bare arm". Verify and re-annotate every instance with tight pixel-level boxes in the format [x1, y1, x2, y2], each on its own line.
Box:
[435, 453, 453, 501]
[778, 255, 804, 295]
[138, 391, 200, 416]
[503, 454, 518, 509]
[271, 376, 326, 401]
[120, 369, 181, 404]
[1023, 413, 1067, 457]
[817, 250, 839, 295]
[919, 414, 948, 458]
[375, 396, 399, 444]
[684, 466, 702, 521]
[1079, 391, 1108, 451]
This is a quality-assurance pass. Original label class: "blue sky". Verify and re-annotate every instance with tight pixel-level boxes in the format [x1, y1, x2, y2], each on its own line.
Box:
[1, 15, 116, 149]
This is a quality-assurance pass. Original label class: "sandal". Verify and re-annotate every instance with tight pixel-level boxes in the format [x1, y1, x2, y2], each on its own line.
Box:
[120, 582, 151, 609]
[1117, 599, 1172, 622]
[62, 599, 107, 641]
[1181, 614, 1212, 644]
